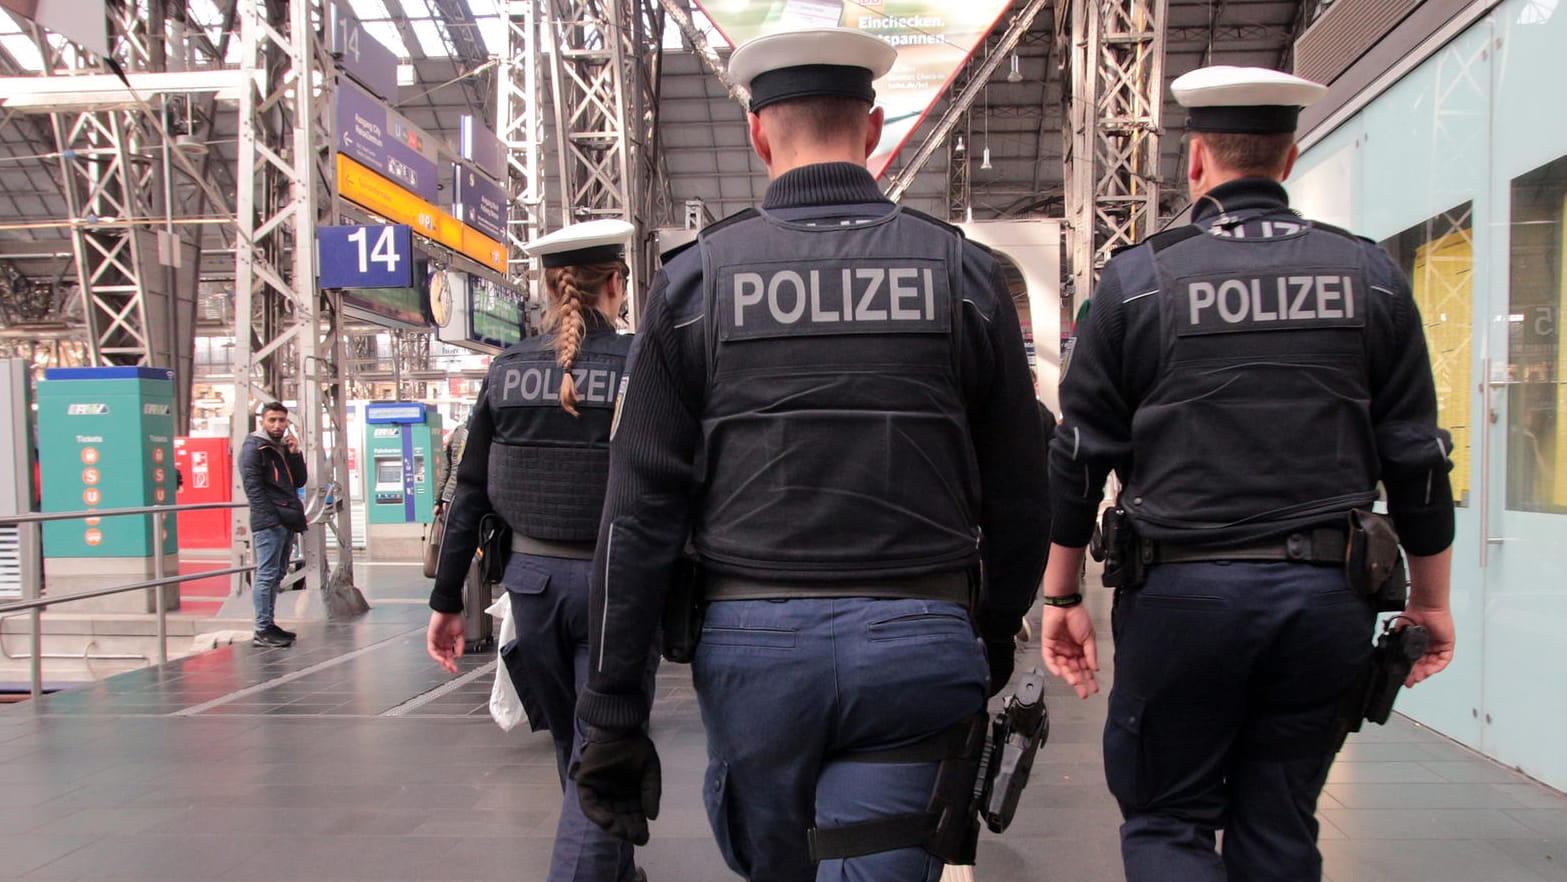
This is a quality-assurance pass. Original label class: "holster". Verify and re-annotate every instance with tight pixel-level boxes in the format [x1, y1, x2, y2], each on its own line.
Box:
[476, 514, 512, 585]
[659, 556, 705, 664]
[1345, 509, 1408, 612]
[1327, 622, 1430, 752]
[982, 669, 1050, 834]
[805, 713, 990, 866]
[1092, 506, 1146, 590]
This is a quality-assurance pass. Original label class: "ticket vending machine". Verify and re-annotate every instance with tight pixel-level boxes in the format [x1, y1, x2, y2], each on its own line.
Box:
[363, 402, 441, 525]
[34, 366, 179, 612]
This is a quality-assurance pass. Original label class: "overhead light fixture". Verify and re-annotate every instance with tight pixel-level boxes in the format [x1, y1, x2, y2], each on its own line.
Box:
[1007, 53, 1023, 83]
[954, 135, 965, 155]
[174, 134, 209, 157]
[980, 146, 993, 170]
[0, 69, 253, 112]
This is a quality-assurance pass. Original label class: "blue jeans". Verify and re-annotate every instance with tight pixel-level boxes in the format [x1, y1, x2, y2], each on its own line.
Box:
[251, 525, 293, 631]
[692, 597, 989, 882]
[1105, 562, 1375, 882]
[503, 553, 655, 882]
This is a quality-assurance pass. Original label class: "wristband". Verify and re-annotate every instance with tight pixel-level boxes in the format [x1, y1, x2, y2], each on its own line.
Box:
[1040, 592, 1084, 608]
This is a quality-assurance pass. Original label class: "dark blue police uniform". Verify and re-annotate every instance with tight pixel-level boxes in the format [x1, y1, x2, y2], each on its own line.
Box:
[1051, 177, 1455, 881]
[433, 310, 652, 882]
[576, 162, 1050, 882]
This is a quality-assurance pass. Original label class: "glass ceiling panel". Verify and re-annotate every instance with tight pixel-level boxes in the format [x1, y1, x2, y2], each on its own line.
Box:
[362, 19, 411, 57]
[474, 16, 504, 55]
[348, 0, 393, 21]
[402, 0, 437, 18]
[1, 34, 44, 72]
[411, 18, 451, 57]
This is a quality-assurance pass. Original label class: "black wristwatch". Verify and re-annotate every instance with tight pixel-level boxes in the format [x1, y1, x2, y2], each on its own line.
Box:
[1040, 592, 1084, 608]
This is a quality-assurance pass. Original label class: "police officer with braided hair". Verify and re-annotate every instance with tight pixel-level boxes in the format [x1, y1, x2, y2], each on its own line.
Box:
[427, 220, 654, 882]
[1038, 66, 1457, 882]
[569, 27, 1049, 882]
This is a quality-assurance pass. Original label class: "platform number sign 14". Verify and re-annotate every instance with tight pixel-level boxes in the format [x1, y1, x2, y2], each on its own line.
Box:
[317, 224, 414, 289]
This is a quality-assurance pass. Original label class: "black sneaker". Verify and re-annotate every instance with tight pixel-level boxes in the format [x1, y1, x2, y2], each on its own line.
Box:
[253, 626, 294, 647]
[270, 624, 297, 640]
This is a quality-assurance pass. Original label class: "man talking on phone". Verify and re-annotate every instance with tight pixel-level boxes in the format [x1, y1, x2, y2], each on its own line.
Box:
[241, 401, 308, 647]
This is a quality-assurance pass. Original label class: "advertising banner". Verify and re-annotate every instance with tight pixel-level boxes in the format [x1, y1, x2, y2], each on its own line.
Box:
[336, 80, 439, 203]
[453, 164, 509, 242]
[693, 0, 1013, 177]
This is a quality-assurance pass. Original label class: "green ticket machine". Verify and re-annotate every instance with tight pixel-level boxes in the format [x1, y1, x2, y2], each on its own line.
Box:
[364, 402, 441, 525]
[35, 367, 179, 611]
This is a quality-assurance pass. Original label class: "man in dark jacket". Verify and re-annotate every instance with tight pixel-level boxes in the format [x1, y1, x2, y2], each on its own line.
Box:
[241, 401, 307, 647]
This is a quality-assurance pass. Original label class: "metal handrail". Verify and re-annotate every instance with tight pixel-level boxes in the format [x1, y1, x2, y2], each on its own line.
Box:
[0, 500, 247, 526]
[0, 500, 254, 699]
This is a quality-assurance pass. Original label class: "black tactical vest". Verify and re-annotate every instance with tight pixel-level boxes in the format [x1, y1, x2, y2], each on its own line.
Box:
[693, 206, 982, 579]
[1115, 208, 1383, 541]
[484, 323, 631, 541]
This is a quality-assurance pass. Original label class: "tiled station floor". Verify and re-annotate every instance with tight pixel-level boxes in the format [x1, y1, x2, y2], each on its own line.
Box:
[1, 562, 1564, 881]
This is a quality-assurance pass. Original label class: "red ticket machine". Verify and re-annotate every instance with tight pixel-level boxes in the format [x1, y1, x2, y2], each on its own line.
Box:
[173, 437, 232, 548]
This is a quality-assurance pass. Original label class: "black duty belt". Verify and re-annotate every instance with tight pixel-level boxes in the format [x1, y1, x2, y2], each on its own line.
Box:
[706, 570, 972, 605]
[1148, 528, 1346, 566]
[510, 534, 596, 560]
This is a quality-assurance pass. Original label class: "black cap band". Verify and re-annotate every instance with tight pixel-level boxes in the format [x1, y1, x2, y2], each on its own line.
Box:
[748, 64, 875, 113]
[539, 244, 626, 268]
[1185, 105, 1301, 134]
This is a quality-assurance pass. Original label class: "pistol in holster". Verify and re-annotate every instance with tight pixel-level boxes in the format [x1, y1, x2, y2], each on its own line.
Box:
[1345, 509, 1408, 613]
[1091, 506, 1146, 590]
[925, 668, 1052, 861]
[1332, 621, 1429, 749]
[476, 514, 512, 585]
[805, 670, 1051, 867]
[659, 555, 705, 664]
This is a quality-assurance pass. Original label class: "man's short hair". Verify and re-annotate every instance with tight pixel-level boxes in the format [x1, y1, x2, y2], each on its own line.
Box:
[261, 401, 288, 416]
[760, 96, 873, 146]
[1196, 131, 1295, 178]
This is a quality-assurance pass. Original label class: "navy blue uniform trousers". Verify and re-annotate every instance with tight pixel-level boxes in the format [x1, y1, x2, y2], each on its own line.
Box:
[504, 553, 652, 882]
[1105, 561, 1374, 882]
[691, 597, 990, 882]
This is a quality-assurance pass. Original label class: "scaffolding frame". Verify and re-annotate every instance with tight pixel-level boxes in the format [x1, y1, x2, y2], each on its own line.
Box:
[1062, 0, 1166, 307]
[229, 0, 365, 615]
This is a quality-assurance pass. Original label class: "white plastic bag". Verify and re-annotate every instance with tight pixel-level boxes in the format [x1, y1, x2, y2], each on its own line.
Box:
[487, 594, 525, 731]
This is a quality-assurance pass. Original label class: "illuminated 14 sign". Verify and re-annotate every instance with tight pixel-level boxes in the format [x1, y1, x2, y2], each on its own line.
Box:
[317, 224, 414, 289]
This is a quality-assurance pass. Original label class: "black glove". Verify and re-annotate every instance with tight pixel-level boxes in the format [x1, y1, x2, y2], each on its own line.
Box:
[983, 635, 1017, 697]
[571, 728, 662, 845]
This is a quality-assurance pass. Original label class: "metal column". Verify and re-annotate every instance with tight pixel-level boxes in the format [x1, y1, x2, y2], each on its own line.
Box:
[1062, 0, 1166, 307]
[542, 0, 668, 316]
[230, 0, 366, 616]
[496, 0, 551, 289]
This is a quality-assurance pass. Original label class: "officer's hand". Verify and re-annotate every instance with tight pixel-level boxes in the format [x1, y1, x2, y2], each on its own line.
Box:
[983, 635, 1017, 697]
[1039, 605, 1098, 699]
[1399, 604, 1454, 687]
[572, 728, 662, 845]
[426, 611, 466, 674]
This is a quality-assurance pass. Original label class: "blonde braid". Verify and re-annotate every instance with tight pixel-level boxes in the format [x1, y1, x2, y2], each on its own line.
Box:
[543, 260, 629, 416]
[549, 267, 587, 417]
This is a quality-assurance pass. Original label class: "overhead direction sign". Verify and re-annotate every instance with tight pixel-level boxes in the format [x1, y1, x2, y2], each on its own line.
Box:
[453, 164, 508, 242]
[693, 0, 1014, 177]
[336, 80, 439, 202]
[337, 155, 508, 273]
[317, 224, 415, 289]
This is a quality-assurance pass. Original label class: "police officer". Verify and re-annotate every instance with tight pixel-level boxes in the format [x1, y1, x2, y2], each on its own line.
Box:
[568, 26, 1049, 882]
[426, 220, 653, 882]
[1038, 66, 1458, 881]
